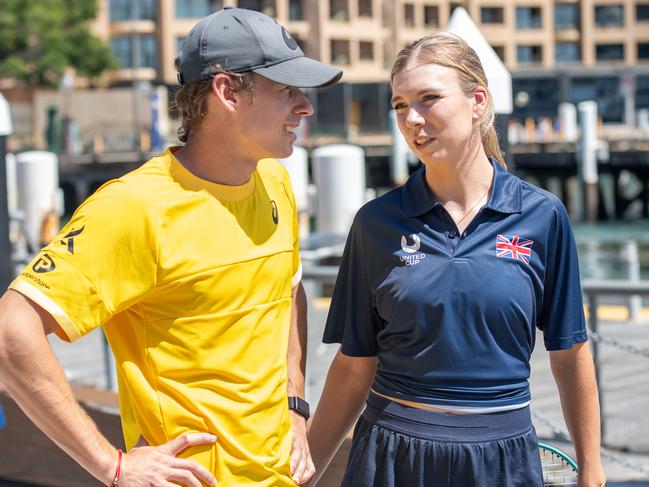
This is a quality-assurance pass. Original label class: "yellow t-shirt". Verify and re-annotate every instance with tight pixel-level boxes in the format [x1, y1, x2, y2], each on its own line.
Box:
[10, 148, 301, 486]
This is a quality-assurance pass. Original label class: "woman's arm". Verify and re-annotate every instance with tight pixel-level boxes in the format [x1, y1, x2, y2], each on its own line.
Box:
[307, 349, 377, 486]
[549, 341, 606, 487]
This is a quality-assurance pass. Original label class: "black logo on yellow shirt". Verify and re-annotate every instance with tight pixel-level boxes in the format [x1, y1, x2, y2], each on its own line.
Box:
[32, 253, 55, 273]
[271, 200, 279, 224]
[60, 226, 84, 254]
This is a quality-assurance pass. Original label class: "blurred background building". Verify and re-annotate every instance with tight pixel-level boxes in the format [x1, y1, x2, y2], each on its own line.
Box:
[2, 0, 648, 155]
[90, 0, 649, 134]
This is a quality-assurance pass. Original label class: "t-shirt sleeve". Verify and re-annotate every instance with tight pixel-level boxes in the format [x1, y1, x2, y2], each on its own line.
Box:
[322, 214, 383, 356]
[9, 180, 159, 342]
[537, 200, 588, 350]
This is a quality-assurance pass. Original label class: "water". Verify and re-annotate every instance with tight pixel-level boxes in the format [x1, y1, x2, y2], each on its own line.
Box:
[573, 220, 649, 281]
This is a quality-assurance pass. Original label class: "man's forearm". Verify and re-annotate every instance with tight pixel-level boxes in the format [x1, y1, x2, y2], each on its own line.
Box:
[0, 292, 117, 484]
[287, 282, 308, 396]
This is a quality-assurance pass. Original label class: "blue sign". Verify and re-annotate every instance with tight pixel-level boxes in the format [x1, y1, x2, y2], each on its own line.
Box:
[0, 401, 5, 429]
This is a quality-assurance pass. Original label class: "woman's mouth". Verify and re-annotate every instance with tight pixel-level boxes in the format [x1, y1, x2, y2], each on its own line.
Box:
[414, 135, 435, 147]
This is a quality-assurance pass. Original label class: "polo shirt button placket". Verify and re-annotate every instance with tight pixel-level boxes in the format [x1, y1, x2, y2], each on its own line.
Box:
[447, 229, 460, 254]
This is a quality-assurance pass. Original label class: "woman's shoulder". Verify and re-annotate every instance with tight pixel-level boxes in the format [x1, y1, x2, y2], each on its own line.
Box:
[518, 178, 568, 216]
[355, 185, 405, 223]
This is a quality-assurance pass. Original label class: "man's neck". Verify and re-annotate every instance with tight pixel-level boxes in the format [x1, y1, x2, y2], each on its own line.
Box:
[174, 136, 258, 186]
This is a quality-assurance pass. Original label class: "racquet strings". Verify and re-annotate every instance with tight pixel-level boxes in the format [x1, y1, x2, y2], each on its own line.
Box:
[539, 446, 579, 486]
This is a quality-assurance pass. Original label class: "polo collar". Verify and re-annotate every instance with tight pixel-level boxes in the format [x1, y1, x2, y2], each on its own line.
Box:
[402, 159, 523, 217]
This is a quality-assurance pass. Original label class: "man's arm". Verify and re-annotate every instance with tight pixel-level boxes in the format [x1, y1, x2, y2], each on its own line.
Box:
[306, 350, 377, 486]
[287, 281, 315, 485]
[550, 341, 606, 487]
[0, 290, 217, 486]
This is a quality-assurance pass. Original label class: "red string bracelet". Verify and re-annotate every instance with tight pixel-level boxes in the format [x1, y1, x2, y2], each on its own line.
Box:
[107, 449, 122, 487]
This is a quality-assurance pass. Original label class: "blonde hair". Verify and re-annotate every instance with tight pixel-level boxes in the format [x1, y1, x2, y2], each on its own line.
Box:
[171, 70, 256, 143]
[391, 33, 506, 169]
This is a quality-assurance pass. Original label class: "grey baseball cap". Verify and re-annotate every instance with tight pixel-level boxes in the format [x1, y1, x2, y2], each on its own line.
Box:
[176, 7, 342, 88]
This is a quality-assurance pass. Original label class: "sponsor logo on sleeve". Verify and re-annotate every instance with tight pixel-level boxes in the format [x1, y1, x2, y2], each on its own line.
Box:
[20, 272, 51, 289]
[60, 226, 84, 254]
[32, 253, 56, 273]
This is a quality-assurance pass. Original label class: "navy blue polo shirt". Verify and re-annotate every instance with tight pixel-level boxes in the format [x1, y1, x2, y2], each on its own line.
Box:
[323, 160, 588, 408]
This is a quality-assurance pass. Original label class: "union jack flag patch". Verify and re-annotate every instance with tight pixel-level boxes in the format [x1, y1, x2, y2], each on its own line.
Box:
[496, 234, 534, 264]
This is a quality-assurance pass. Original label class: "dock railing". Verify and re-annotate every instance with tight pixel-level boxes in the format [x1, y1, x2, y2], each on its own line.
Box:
[582, 279, 649, 443]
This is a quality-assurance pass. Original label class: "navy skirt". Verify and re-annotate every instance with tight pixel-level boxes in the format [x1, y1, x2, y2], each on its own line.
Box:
[341, 393, 543, 487]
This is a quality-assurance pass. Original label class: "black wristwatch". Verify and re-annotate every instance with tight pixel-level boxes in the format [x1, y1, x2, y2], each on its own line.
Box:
[288, 396, 310, 420]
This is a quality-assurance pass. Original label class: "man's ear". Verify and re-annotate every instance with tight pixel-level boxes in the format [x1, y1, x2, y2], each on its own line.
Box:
[472, 85, 488, 121]
[211, 73, 239, 112]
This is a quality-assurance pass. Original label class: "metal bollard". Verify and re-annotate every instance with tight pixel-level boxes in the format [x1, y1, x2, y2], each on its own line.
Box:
[623, 241, 641, 323]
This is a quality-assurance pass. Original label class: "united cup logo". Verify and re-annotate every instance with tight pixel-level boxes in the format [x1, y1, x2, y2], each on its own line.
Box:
[400, 234, 425, 266]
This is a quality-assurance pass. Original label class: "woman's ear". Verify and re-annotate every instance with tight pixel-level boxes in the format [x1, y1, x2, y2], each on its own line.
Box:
[472, 85, 488, 121]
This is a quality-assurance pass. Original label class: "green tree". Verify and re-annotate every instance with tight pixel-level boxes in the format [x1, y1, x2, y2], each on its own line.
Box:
[0, 0, 117, 87]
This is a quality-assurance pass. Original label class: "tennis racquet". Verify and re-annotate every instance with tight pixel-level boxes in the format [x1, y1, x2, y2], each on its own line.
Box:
[539, 441, 579, 486]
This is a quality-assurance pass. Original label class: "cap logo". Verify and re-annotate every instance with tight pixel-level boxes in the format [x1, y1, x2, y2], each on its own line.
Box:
[282, 27, 298, 50]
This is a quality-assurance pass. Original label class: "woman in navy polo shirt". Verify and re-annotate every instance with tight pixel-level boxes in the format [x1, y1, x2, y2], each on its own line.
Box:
[307, 33, 606, 487]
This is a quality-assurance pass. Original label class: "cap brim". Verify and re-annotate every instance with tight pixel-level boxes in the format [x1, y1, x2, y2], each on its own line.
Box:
[252, 56, 342, 88]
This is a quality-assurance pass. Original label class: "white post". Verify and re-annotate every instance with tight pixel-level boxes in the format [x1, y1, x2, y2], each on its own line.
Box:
[577, 101, 599, 222]
[624, 241, 641, 323]
[389, 110, 409, 186]
[312, 144, 366, 235]
[559, 103, 577, 142]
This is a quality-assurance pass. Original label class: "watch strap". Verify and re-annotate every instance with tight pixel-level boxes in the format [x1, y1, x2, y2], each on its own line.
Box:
[288, 396, 310, 420]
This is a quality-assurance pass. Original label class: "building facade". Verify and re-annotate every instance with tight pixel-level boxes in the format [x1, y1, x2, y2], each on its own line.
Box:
[92, 0, 649, 140]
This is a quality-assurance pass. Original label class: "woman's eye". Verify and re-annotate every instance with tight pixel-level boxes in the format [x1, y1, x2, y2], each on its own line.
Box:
[423, 94, 439, 102]
[392, 103, 407, 110]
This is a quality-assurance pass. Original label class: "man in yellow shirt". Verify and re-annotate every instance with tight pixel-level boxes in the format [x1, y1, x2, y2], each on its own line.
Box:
[0, 7, 341, 486]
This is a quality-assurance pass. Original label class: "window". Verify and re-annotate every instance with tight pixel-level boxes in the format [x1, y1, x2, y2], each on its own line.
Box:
[359, 41, 374, 60]
[595, 5, 624, 27]
[554, 4, 579, 29]
[109, 0, 156, 21]
[481, 7, 503, 24]
[358, 0, 372, 17]
[331, 39, 351, 64]
[176, 0, 220, 18]
[330, 0, 349, 20]
[517, 44, 542, 63]
[492, 45, 505, 61]
[110, 35, 158, 68]
[596, 43, 624, 60]
[239, 0, 276, 17]
[511, 77, 559, 119]
[516, 7, 542, 28]
[637, 4, 649, 21]
[404, 4, 415, 27]
[555, 42, 581, 62]
[424, 6, 439, 26]
[570, 77, 623, 122]
[638, 43, 649, 59]
[289, 0, 303, 20]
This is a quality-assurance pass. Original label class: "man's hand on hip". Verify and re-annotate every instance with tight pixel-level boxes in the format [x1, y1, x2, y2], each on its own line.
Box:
[119, 432, 217, 486]
[289, 410, 315, 485]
